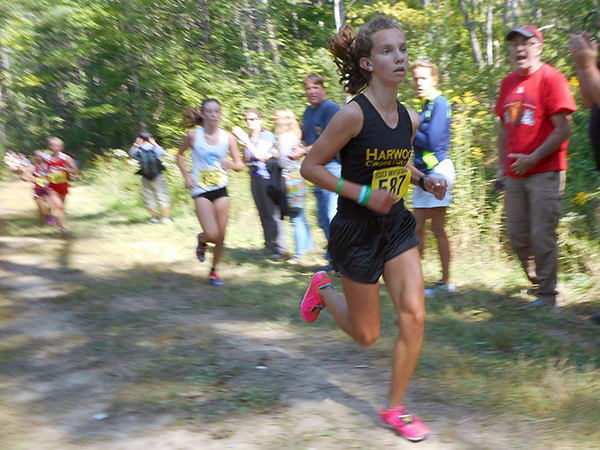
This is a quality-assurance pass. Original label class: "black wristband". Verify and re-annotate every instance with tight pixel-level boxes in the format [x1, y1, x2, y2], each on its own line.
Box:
[419, 175, 428, 191]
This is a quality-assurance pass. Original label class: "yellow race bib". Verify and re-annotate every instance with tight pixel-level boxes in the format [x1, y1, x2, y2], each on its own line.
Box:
[198, 170, 222, 189]
[48, 171, 67, 185]
[371, 166, 411, 202]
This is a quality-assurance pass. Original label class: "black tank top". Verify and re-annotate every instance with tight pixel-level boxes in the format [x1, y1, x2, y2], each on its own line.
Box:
[337, 93, 413, 219]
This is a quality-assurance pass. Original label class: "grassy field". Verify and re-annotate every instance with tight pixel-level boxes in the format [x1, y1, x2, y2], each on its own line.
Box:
[0, 158, 599, 449]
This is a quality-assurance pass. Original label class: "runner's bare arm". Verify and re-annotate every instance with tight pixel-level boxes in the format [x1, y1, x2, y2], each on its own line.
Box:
[177, 131, 196, 189]
[64, 155, 80, 176]
[301, 102, 397, 214]
[222, 133, 244, 171]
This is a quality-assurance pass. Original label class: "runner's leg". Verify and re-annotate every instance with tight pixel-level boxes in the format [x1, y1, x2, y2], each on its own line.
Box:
[212, 196, 230, 269]
[47, 190, 66, 229]
[381, 247, 426, 408]
[429, 207, 450, 284]
[413, 208, 429, 256]
[318, 278, 381, 347]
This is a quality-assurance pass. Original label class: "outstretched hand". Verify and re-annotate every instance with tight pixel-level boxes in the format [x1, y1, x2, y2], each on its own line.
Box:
[568, 32, 598, 70]
[232, 126, 249, 146]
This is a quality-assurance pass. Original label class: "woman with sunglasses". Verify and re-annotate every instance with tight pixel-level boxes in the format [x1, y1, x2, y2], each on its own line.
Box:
[232, 110, 286, 258]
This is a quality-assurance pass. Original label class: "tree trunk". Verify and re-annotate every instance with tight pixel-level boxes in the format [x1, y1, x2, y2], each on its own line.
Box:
[460, 0, 485, 69]
[197, 0, 213, 63]
[333, 0, 344, 31]
[237, 5, 255, 75]
[486, 3, 493, 66]
[0, 47, 11, 146]
[266, 16, 280, 65]
[130, 63, 147, 132]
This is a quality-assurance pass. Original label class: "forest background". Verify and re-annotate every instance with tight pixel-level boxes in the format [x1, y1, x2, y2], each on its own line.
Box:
[1, 0, 600, 279]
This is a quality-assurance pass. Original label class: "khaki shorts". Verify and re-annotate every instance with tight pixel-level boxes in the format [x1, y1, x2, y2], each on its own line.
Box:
[142, 174, 170, 208]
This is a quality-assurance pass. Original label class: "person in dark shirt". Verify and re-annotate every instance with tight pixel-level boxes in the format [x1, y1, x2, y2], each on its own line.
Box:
[569, 14, 600, 325]
[292, 73, 341, 270]
[300, 17, 446, 442]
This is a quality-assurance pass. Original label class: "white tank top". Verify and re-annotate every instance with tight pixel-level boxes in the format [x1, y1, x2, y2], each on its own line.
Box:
[190, 127, 229, 195]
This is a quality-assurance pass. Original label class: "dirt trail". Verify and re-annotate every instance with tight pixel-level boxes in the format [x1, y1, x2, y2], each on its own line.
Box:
[0, 180, 533, 450]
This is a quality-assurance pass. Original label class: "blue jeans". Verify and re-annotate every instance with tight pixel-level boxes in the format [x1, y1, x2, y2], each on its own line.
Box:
[313, 160, 341, 262]
[289, 208, 314, 259]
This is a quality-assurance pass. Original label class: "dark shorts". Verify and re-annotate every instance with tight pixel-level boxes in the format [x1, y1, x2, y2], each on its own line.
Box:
[329, 208, 418, 284]
[33, 185, 48, 199]
[193, 186, 228, 202]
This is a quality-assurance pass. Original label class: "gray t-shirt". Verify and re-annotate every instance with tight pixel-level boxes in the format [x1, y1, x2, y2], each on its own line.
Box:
[277, 133, 301, 176]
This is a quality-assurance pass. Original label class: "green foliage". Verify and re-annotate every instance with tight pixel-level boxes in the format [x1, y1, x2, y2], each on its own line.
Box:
[2, 0, 600, 274]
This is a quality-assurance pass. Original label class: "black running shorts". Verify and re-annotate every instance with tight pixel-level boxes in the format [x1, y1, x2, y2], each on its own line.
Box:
[193, 186, 228, 202]
[328, 208, 418, 284]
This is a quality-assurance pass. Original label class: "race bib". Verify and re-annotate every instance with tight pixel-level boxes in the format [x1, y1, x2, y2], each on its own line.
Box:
[371, 166, 411, 202]
[48, 171, 67, 185]
[36, 177, 49, 187]
[198, 170, 222, 189]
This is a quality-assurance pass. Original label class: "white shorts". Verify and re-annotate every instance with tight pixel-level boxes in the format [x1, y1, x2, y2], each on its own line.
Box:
[412, 158, 455, 208]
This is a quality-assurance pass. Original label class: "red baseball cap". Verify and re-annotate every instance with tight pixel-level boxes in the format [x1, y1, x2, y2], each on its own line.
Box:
[506, 25, 543, 44]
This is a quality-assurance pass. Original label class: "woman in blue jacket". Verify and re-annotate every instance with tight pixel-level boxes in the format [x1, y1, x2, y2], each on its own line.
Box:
[412, 59, 456, 296]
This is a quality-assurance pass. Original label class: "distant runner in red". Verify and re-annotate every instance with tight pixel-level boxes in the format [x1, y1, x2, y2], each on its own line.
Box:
[43, 137, 80, 235]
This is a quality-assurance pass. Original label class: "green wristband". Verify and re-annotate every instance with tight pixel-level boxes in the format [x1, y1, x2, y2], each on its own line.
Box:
[359, 185, 371, 206]
[336, 177, 344, 195]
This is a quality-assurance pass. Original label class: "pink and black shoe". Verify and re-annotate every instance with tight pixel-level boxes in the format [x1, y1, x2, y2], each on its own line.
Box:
[300, 271, 333, 323]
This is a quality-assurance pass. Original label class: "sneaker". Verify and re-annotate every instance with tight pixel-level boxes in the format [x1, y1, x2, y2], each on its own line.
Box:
[196, 233, 208, 263]
[59, 227, 69, 235]
[149, 218, 160, 224]
[425, 280, 455, 297]
[209, 271, 225, 286]
[46, 215, 57, 226]
[161, 218, 172, 223]
[379, 405, 431, 442]
[300, 271, 333, 323]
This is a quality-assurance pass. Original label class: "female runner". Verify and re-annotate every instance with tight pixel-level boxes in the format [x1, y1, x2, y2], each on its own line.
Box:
[176, 99, 244, 286]
[44, 137, 80, 234]
[300, 17, 446, 442]
[412, 59, 456, 295]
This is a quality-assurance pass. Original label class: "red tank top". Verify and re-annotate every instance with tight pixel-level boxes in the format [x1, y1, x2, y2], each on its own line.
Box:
[46, 153, 69, 186]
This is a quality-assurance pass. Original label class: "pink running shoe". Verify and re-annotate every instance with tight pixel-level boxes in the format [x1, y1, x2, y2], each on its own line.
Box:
[46, 215, 57, 226]
[300, 271, 333, 323]
[380, 405, 431, 442]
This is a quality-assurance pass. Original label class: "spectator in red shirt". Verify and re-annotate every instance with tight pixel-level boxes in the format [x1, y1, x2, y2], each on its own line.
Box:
[495, 25, 576, 308]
